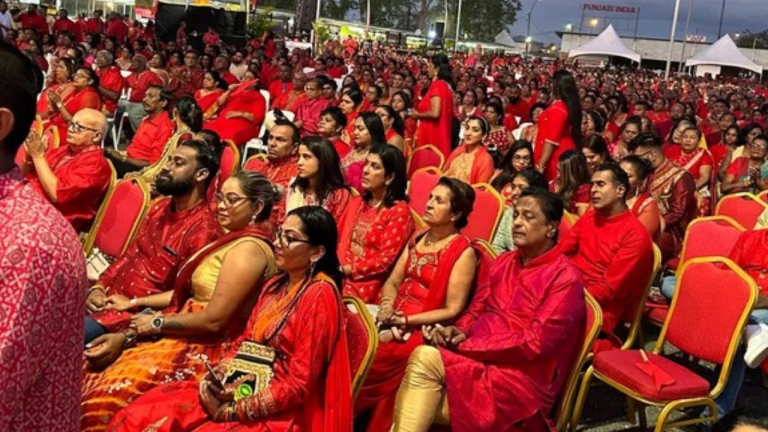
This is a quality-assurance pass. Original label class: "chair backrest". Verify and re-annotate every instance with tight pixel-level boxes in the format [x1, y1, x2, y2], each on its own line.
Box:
[410, 208, 426, 230]
[207, 140, 241, 200]
[407, 144, 445, 178]
[83, 160, 118, 255]
[259, 89, 270, 109]
[140, 129, 189, 180]
[43, 125, 60, 149]
[407, 167, 442, 217]
[560, 212, 576, 239]
[758, 190, 768, 206]
[679, 216, 746, 267]
[658, 258, 756, 373]
[85, 177, 151, 258]
[343, 296, 378, 400]
[621, 244, 662, 350]
[463, 183, 504, 242]
[554, 292, 602, 432]
[258, 109, 296, 138]
[715, 193, 768, 230]
[474, 239, 499, 259]
[33, 115, 44, 136]
[243, 153, 268, 170]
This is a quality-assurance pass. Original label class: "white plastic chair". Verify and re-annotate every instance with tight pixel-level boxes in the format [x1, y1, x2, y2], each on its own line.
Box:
[260, 89, 270, 110]
[512, 122, 532, 141]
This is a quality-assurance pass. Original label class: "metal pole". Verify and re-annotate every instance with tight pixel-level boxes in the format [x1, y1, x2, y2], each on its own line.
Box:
[665, 0, 682, 80]
[454, 0, 462, 49]
[366, 0, 370, 32]
[679, 0, 692, 72]
[577, 5, 584, 46]
[525, 0, 540, 55]
[632, 7, 640, 51]
[753, 37, 759, 61]
[716, 0, 726, 39]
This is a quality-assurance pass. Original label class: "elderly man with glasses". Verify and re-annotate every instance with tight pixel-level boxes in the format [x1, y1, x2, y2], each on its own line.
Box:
[21, 108, 112, 233]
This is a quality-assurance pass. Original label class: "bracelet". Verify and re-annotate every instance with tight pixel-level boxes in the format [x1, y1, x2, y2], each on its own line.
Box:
[404, 315, 410, 327]
[87, 286, 105, 297]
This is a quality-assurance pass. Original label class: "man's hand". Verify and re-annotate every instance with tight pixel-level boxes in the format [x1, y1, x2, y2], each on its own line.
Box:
[85, 287, 108, 313]
[25, 130, 47, 159]
[425, 324, 466, 348]
[84, 333, 126, 368]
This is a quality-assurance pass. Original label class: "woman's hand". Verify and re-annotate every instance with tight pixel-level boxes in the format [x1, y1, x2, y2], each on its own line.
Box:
[199, 380, 225, 419]
[103, 294, 133, 312]
[48, 91, 61, 105]
[376, 301, 395, 324]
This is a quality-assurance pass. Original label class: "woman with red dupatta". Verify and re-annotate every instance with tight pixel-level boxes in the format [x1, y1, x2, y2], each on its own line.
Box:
[204, 78, 266, 146]
[37, 58, 76, 122]
[355, 178, 491, 432]
[620, 156, 662, 240]
[665, 127, 713, 216]
[389, 188, 586, 432]
[196, 71, 227, 121]
[534, 70, 582, 180]
[106, 207, 352, 432]
[338, 145, 414, 304]
[411, 54, 454, 157]
[45, 67, 102, 143]
[81, 173, 279, 432]
[443, 116, 494, 184]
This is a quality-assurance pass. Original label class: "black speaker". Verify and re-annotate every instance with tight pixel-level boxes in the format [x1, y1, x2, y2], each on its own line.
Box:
[294, 0, 318, 33]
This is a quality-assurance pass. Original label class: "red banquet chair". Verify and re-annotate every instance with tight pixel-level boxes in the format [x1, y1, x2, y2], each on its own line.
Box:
[647, 216, 746, 326]
[407, 144, 445, 179]
[82, 177, 151, 259]
[463, 183, 504, 242]
[560, 211, 577, 239]
[407, 166, 442, 218]
[758, 190, 768, 206]
[571, 257, 757, 432]
[207, 140, 241, 200]
[343, 296, 378, 400]
[715, 193, 768, 230]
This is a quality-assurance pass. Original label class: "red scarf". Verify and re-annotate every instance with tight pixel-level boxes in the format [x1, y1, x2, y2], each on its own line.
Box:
[167, 223, 274, 312]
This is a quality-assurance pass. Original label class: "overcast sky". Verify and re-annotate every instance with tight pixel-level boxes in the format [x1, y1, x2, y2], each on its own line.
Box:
[510, 0, 767, 43]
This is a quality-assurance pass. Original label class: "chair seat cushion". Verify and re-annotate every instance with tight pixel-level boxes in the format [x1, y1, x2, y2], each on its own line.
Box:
[593, 350, 710, 401]
[645, 303, 669, 325]
[666, 258, 680, 270]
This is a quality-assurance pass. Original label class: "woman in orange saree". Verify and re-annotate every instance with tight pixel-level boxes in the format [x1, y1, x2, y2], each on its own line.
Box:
[204, 78, 267, 146]
[355, 178, 491, 432]
[106, 206, 352, 432]
[338, 145, 414, 304]
[80, 173, 280, 432]
[195, 71, 226, 120]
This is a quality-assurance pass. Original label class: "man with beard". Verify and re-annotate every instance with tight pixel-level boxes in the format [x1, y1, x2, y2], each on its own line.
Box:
[505, 84, 530, 123]
[557, 163, 654, 353]
[229, 49, 248, 80]
[83, 139, 221, 355]
[174, 49, 204, 98]
[106, 85, 175, 177]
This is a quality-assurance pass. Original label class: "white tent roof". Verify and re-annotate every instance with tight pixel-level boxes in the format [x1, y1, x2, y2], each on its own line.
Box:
[685, 35, 763, 75]
[494, 31, 516, 47]
[568, 24, 641, 63]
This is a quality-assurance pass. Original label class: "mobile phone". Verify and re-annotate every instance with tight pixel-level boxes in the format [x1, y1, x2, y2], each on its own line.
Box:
[204, 360, 225, 387]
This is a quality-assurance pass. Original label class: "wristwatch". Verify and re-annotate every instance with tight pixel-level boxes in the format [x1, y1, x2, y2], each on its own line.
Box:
[151, 315, 165, 333]
[121, 329, 137, 349]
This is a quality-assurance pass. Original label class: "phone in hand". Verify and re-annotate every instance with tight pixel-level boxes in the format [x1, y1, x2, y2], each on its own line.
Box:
[204, 360, 225, 388]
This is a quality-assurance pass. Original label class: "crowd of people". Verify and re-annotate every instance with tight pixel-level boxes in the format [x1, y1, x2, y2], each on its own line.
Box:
[2, 5, 768, 432]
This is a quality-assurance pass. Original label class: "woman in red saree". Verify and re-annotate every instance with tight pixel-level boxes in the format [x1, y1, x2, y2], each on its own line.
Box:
[620, 155, 662, 240]
[340, 88, 364, 146]
[411, 54, 454, 157]
[36, 58, 76, 122]
[81, 173, 279, 432]
[195, 71, 227, 121]
[391, 91, 417, 140]
[444, 116, 494, 184]
[343, 112, 386, 194]
[608, 115, 641, 160]
[338, 145, 414, 304]
[534, 70, 582, 180]
[375, 105, 406, 154]
[106, 206, 352, 432]
[665, 127, 713, 216]
[45, 67, 101, 143]
[355, 178, 487, 432]
[204, 78, 266, 146]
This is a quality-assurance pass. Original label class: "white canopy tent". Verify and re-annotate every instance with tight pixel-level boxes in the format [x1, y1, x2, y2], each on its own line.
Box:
[685, 35, 763, 76]
[494, 30, 516, 47]
[568, 24, 641, 63]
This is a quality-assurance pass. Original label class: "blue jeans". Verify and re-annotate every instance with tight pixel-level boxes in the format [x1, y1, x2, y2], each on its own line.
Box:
[84, 316, 107, 345]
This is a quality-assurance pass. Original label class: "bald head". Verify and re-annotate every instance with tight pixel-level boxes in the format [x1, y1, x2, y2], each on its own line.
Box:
[69, 108, 107, 147]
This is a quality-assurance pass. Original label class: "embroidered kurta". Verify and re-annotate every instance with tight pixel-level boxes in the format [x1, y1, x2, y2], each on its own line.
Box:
[92, 198, 221, 332]
[557, 210, 654, 351]
[648, 159, 697, 262]
[337, 198, 414, 303]
[441, 248, 586, 432]
[25, 144, 112, 232]
[106, 274, 353, 432]
[443, 144, 494, 184]
[0, 168, 87, 432]
[81, 233, 277, 432]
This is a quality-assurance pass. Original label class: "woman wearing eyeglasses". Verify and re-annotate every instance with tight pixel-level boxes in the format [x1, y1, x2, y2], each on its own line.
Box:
[45, 66, 102, 144]
[81, 171, 280, 432]
[279, 136, 351, 226]
[491, 140, 534, 209]
[107, 206, 352, 432]
[338, 145, 414, 304]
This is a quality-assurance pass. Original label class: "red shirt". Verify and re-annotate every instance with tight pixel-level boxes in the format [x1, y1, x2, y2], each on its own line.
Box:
[93, 198, 220, 332]
[96, 66, 124, 114]
[126, 111, 176, 163]
[25, 145, 111, 232]
[0, 168, 87, 432]
[728, 230, 768, 296]
[268, 80, 293, 105]
[20, 12, 48, 34]
[203, 31, 219, 46]
[506, 99, 530, 123]
[174, 66, 204, 96]
[295, 96, 330, 137]
[85, 18, 104, 34]
[126, 69, 162, 103]
[106, 18, 128, 44]
[53, 18, 81, 41]
[243, 155, 299, 192]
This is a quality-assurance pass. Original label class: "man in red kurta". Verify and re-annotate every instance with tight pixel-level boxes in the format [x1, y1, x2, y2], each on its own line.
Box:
[268, 63, 294, 108]
[52, 9, 81, 41]
[390, 188, 586, 432]
[174, 50, 204, 98]
[22, 109, 111, 232]
[106, 12, 127, 44]
[94, 50, 124, 116]
[630, 132, 696, 262]
[107, 85, 174, 177]
[0, 44, 87, 432]
[118, 54, 163, 131]
[83, 140, 221, 355]
[558, 164, 654, 352]
[293, 77, 329, 137]
[20, 5, 48, 35]
[85, 10, 104, 34]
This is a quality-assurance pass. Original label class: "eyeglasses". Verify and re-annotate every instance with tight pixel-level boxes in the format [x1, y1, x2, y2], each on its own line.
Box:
[213, 192, 250, 209]
[68, 121, 100, 134]
[513, 155, 531, 162]
[275, 229, 311, 248]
